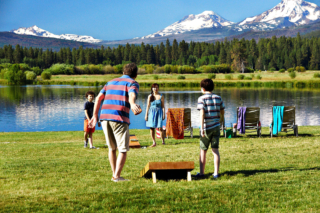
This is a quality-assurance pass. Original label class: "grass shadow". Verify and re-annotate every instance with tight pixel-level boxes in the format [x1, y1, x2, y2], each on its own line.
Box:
[221, 167, 320, 177]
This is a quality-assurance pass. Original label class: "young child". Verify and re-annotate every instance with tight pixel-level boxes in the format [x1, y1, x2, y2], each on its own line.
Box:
[84, 91, 99, 149]
[194, 79, 225, 179]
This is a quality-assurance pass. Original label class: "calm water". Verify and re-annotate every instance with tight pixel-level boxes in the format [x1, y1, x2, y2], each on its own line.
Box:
[1, 85, 320, 132]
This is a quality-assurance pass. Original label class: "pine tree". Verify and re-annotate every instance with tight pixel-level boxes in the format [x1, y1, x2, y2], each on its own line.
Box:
[171, 39, 179, 61]
[165, 39, 171, 64]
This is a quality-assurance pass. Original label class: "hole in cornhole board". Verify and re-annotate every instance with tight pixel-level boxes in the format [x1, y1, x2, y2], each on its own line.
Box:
[140, 162, 194, 183]
[129, 135, 141, 148]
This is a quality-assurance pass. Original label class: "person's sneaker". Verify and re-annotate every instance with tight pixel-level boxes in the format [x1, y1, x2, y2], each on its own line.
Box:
[90, 146, 96, 149]
[192, 173, 205, 178]
[112, 177, 129, 182]
[213, 174, 219, 179]
[84, 140, 88, 148]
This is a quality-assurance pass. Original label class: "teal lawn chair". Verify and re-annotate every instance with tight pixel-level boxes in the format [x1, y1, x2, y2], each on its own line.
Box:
[270, 106, 298, 138]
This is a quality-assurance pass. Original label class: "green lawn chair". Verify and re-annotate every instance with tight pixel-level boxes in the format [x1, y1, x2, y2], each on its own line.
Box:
[270, 106, 298, 138]
[235, 107, 261, 137]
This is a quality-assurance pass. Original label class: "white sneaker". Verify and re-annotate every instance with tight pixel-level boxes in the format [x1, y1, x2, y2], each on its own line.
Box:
[112, 177, 129, 182]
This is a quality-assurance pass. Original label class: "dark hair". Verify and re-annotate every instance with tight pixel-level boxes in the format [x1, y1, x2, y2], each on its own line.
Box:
[85, 91, 95, 98]
[200, 79, 214, 91]
[124, 63, 138, 78]
[150, 83, 159, 102]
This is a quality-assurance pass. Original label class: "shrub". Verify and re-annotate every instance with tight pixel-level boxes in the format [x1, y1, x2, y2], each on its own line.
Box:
[4, 70, 15, 83]
[114, 64, 124, 74]
[154, 66, 165, 74]
[153, 75, 159, 80]
[164, 64, 171, 74]
[102, 65, 115, 74]
[140, 64, 155, 74]
[296, 66, 306, 72]
[256, 74, 262, 80]
[41, 71, 52, 80]
[250, 74, 255, 79]
[279, 69, 285, 73]
[177, 75, 185, 80]
[288, 68, 294, 73]
[88, 64, 102, 74]
[208, 74, 216, 79]
[0, 68, 8, 79]
[225, 74, 233, 80]
[313, 73, 320, 78]
[13, 70, 26, 84]
[32, 67, 42, 75]
[19, 63, 30, 71]
[269, 67, 276, 72]
[199, 64, 231, 73]
[237, 74, 245, 80]
[245, 67, 254, 73]
[25, 71, 37, 81]
[178, 65, 195, 74]
[47, 63, 74, 75]
[289, 71, 296, 79]
[244, 77, 252, 80]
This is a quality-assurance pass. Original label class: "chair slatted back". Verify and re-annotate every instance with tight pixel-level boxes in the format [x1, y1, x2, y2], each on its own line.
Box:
[184, 108, 191, 127]
[237, 107, 260, 126]
[282, 106, 295, 127]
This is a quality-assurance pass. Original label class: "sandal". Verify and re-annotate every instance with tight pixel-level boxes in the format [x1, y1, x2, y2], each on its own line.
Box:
[149, 144, 156, 148]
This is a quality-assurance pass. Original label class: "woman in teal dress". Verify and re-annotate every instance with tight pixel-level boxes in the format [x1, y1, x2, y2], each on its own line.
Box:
[145, 83, 165, 147]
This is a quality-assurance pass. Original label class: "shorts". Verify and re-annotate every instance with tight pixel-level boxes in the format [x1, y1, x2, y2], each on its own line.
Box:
[84, 119, 95, 133]
[200, 126, 220, 150]
[101, 120, 130, 152]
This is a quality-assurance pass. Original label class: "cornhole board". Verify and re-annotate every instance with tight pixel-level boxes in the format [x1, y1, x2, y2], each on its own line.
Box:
[140, 161, 194, 183]
[129, 135, 141, 148]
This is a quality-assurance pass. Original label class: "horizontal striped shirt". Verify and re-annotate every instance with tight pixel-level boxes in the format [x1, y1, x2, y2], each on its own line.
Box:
[99, 75, 139, 125]
[197, 93, 225, 130]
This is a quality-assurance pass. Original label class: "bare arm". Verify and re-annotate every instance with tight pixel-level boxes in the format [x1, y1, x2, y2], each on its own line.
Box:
[84, 110, 90, 120]
[161, 95, 165, 120]
[129, 92, 140, 114]
[220, 109, 225, 123]
[200, 109, 205, 137]
[88, 93, 104, 128]
[145, 95, 151, 121]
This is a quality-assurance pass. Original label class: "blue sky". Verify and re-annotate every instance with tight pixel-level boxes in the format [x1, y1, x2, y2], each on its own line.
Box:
[1, 0, 320, 40]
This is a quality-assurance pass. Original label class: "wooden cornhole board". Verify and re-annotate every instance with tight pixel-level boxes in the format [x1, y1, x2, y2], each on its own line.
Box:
[129, 135, 141, 148]
[140, 162, 194, 183]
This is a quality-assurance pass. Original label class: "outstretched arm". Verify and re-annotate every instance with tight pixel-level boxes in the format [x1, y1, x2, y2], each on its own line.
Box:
[129, 92, 141, 114]
[145, 95, 151, 121]
[161, 95, 165, 120]
[88, 93, 104, 128]
[200, 109, 205, 137]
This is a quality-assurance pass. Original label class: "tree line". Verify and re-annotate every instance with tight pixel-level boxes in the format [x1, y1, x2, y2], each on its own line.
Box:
[0, 33, 320, 71]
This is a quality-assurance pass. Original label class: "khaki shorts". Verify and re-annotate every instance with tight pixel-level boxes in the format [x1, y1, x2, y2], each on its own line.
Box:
[101, 121, 130, 152]
[200, 126, 220, 150]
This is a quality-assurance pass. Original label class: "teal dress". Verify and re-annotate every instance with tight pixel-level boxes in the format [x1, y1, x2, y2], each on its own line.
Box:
[146, 94, 163, 128]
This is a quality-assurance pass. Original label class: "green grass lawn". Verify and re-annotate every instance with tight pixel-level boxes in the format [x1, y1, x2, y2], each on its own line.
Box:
[1, 127, 320, 212]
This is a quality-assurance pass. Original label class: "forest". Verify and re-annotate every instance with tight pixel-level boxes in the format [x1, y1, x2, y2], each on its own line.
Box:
[0, 33, 320, 74]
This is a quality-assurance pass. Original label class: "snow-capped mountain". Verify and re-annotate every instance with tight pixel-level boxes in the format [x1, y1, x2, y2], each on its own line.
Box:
[11, 25, 102, 43]
[237, 0, 320, 30]
[140, 11, 233, 39]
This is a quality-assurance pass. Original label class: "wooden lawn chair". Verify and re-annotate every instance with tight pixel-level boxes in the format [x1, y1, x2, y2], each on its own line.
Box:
[220, 117, 228, 138]
[270, 106, 298, 138]
[183, 108, 193, 138]
[166, 108, 193, 138]
[235, 107, 261, 137]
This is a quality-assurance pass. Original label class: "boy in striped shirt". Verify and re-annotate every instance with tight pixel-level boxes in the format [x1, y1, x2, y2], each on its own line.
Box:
[195, 79, 225, 179]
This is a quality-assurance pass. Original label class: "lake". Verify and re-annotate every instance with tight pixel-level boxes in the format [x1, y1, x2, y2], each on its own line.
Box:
[1, 85, 320, 132]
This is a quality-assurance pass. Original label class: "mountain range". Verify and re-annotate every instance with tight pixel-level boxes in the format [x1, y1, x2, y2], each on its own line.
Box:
[2, 0, 320, 48]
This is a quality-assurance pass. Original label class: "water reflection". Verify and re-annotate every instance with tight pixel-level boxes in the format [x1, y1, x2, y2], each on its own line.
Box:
[0, 85, 320, 132]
